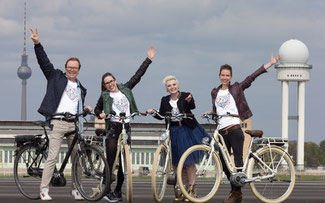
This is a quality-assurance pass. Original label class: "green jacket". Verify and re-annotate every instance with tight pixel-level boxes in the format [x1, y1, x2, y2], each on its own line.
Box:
[101, 84, 138, 129]
[94, 57, 152, 130]
[102, 83, 138, 115]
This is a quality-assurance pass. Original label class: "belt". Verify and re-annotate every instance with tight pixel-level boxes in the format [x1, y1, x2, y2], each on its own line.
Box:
[219, 124, 241, 136]
[52, 117, 75, 123]
[170, 120, 184, 126]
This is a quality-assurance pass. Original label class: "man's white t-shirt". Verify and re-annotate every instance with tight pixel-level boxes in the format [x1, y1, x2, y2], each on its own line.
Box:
[215, 89, 240, 129]
[169, 99, 182, 122]
[110, 91, 131, 123]
[56, 80, 79, 116]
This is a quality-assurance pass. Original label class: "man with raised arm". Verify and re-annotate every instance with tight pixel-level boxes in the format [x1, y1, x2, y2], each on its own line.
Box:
[30, 28, 92, 201]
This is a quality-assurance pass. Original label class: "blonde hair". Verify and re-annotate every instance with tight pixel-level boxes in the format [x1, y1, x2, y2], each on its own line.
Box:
[163, 75, 179, 86]
[163, 75, 179, 91]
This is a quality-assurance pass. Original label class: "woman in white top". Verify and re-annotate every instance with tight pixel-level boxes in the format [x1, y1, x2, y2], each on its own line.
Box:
[147, 76, 209, 201]
[204, 54, 280, 203]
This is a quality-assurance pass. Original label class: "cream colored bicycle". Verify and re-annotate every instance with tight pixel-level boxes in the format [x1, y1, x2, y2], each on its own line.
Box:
[94, 111, 142, 202]
[177, 113, 295, 203]
[148, 110, 193, 202]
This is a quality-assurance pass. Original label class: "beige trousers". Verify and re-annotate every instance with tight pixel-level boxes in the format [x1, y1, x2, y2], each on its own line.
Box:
[40, 120, 81, 192]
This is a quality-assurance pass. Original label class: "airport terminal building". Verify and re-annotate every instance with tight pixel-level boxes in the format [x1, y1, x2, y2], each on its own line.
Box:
[0, 119, 251, 176]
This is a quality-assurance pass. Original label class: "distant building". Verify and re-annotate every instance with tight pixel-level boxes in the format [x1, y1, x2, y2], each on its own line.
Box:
[0, 119, 252, 176]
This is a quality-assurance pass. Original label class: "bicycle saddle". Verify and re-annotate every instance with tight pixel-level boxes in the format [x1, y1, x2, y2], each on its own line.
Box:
[245, 130, 263, 138]
[95, 128, 106, 136]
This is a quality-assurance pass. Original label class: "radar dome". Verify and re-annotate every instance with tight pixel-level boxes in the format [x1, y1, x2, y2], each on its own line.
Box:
[279, 39, 309, 65]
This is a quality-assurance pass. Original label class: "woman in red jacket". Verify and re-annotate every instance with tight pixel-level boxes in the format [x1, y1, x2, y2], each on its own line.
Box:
[204, 54, 280, 203]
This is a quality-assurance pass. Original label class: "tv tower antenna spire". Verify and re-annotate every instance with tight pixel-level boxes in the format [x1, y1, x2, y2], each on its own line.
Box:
[23, 1, 27, 55]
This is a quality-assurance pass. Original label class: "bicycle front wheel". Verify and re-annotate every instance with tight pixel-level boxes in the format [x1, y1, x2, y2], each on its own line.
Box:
[151, 144, 169, 202]
[73, 145, 110, 201]
[177, 145, 222, 203]
[121, 144, 133, 202]
[14, 144, 47, 200]
[248, 146, 295, 203]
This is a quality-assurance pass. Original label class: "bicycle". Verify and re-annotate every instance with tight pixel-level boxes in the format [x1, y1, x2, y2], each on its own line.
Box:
[177, 113, 295, 203]
[13, 110, 110, 201]
[96, 111, 142, 202]
[148, 109, 194, 202]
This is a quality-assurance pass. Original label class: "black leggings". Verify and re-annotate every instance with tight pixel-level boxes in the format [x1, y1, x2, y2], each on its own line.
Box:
[219, 127, 244, 192]
[106, 138, 124, 192]
[105, 122, 131, 193]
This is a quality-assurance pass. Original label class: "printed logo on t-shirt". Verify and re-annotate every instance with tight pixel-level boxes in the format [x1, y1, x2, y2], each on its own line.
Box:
[65, 84, 79, 102]
[216, 92, 230, 109]
[113, 96, 129, 113]
[171, 107, 180, 115]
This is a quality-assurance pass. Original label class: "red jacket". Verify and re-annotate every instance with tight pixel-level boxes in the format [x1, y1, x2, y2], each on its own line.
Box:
[211, 65, 267, 121]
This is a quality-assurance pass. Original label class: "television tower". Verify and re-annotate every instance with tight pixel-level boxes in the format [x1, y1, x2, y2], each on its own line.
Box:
[17, 1, 32, 120]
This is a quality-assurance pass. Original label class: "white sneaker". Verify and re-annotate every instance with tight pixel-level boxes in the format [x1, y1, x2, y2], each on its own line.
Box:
[40, 188, 52, 201]
[71, 189, 84, 201]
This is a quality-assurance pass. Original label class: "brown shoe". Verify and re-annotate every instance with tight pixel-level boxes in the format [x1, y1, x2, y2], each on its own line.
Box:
[222, 191, 242, 203]
[187, 185, 197, 198]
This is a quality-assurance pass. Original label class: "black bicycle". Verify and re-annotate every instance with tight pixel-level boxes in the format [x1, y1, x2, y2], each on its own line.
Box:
[13, 110, 110, 201]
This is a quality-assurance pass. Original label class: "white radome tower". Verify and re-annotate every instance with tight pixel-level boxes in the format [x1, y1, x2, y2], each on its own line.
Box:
[275, 39, 312, 170]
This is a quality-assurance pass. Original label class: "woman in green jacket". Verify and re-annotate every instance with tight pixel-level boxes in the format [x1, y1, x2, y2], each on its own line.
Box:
[94, 46, 156, 202]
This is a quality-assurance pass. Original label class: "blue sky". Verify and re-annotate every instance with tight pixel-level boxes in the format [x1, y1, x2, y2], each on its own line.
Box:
[1, 0, 324, 144]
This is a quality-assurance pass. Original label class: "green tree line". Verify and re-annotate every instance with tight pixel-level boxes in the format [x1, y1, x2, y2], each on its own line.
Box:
[288, 140, 325, 167]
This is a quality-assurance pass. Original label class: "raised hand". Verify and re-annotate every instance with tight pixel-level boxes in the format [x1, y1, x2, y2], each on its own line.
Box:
[30, 28, 40, 44]
[147, 46, 156, 60]
[185, 93, 192, 103]
[270, 54, 280, 65]
[264, 54, 280, 70]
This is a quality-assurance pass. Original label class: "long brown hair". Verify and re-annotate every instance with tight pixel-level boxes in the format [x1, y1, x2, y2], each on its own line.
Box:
[101, 72, 116, 91]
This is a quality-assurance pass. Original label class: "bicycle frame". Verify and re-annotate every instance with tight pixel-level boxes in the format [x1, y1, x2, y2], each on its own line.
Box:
[158, 121, 174, 179]
[55, 123, 83, 176]
[206, 124, 292, 182]
[177, 113, 295, 203]
[112, 122, 130, 174]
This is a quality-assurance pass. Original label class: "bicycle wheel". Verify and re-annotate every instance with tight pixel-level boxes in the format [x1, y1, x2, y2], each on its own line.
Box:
[152, 144, 169, 202]
[177, 145, 222, 203]
[73, 145, 110, 201]
[14, 144, 47, 200]
[248, 146, 295, 203]
[122, 144, 133, 202]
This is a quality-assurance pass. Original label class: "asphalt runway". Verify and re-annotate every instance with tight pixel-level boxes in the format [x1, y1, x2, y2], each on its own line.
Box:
[0, 178, 324, 203]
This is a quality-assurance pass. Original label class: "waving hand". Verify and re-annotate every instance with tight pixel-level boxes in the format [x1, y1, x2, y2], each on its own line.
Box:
[30, 28, 40, 44]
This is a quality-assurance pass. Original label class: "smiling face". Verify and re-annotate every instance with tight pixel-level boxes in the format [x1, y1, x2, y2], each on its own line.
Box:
[65, 60, 80, 82]
[165, 79, 179, 94]
[103, 75, 118, 92]
[219, 69, 232, 88]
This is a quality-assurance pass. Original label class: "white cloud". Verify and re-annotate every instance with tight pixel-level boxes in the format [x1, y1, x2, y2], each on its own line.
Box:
[0, 0, 325, 144]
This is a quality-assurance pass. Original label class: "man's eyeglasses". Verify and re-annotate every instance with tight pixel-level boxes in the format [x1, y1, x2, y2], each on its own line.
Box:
[66, 66, 79, 70]
[104, 79, 115, 85]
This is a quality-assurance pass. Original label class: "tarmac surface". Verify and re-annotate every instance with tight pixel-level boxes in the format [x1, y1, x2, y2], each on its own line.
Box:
[0, 178, 324, 203]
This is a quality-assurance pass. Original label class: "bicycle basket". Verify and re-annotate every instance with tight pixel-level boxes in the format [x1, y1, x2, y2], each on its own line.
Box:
[15, 135, 42, 147]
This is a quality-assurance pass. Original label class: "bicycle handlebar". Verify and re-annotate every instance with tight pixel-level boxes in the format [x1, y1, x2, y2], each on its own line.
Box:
[147, 109, 194, 120]
[50, 109, 92, 121]
[104, 111, 143, 120]
[202, 112, 239, 121]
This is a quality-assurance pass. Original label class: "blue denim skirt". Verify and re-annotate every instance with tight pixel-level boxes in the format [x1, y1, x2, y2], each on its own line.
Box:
[170, 123, 209, 166]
